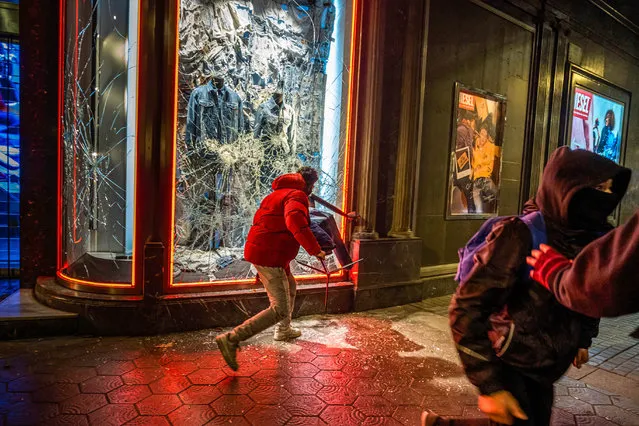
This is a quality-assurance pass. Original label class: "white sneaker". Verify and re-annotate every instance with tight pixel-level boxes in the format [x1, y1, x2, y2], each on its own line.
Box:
[274, 326, 302, 341]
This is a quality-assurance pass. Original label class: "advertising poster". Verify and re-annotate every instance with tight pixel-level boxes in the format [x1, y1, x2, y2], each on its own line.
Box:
[570, 86, 625, 163]
[448, 86, 505, 218]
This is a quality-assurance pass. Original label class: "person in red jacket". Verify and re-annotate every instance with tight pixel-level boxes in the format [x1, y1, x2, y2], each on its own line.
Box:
[526, 208, 639, 318]
[216, 167, 326, 370]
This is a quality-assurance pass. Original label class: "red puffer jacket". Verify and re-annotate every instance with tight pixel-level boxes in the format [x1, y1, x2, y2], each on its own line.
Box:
[244, 173, 321, 270]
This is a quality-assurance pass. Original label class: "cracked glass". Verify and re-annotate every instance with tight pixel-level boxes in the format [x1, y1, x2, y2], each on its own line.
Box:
[173, 0, 352, 284]
[61, 0, 138, 283]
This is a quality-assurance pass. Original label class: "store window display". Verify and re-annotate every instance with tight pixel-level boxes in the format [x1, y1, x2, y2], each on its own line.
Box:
[60, 0, 138, 284]
[173, 0, 349, 284]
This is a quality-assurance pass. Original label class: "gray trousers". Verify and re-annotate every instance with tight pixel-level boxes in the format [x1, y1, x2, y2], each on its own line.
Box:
[232, 265, 297, 341]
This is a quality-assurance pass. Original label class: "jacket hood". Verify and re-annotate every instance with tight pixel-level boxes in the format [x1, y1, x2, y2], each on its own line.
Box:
[272, 173, 306, 191]
[536, 147, 631, 227]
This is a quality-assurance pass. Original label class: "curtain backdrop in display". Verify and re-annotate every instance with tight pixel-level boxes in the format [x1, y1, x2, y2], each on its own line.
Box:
[447, 85, 506, 219]
[173, 0, 348, 284]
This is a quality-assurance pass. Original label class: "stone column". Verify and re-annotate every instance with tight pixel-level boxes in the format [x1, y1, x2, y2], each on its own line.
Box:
[351, 0, 385, 240]
[388, 0, 427, 238]
[20, 0, 59, 287]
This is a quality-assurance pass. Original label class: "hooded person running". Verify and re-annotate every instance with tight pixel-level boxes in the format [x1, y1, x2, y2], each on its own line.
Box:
[423, 147, 631, 426]
[216, 167, 326, 370]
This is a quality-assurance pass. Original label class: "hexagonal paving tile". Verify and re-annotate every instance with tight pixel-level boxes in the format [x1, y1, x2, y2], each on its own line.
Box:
[287, 417, 328, 426]
[320, 405, 367, 426]
[59, 393, 108, 414]
[554, 396, 596, 416]
[283, 395, 327, 417]
[361, 416, 404, 425]
[550, 408, 577, 425]
[251, 369, 290, 386]
[210, 394, 255, 416]
[168, 404, 216, 425]
[392, 405, 424, 425]
[103, 349, 147, 362]
[122, 368, 165, 385]
[314, 370, 351, 387]
[285, 362, 320, 378]
[244, 404, 293, 425]
[285, 377, 323, 395]
[80, 375, 123, 394]
[125, 415, 172, 425]
[32, 383, 80, 403]
[6, 401, 59, 425]
[248, 385, 291, 405]
[316, 386, 358, 405]
[217, 377, 258, 395]
[341, 363, 379, 379]
[195, 354, 229, 369]
[149, 375, 191, 394]
[52, 367, 97, 384]
[354, 395, 395, 417]
[96, 360, 136, 376]
[348, 378, 384, 396]
[205, 416, 251, 425]
[594, 405, 639, 425]
[574, 414, 616, 425]
[383, 387, 424, 405]
[287, 349, 317, 364]
[88, 403, 139, 426]
[133, 357, 162, 369]
[8, 374, 55, 392]
[188, 368, 227, 385]
[48, 414, 90, 426]
[568, 387, 612, 405]
[307, 345, 342, 356]
[163, 361, 199, 376]
[223, 363, 261, 377]
[136, 394, 182, 416]
[311, 356, 347, 371]
[251, 354, 281, 370]
[107, 384, 152, 404]
[179, 385, 222, 405]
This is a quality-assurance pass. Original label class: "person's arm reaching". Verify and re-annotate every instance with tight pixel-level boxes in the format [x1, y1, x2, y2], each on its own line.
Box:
[527, 209, 639, 318]
[284, 191, 323, 257]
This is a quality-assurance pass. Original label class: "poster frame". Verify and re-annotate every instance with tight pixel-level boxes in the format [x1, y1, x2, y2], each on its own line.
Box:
[445, 82, 507, 220]
[564, 64, 631, 167]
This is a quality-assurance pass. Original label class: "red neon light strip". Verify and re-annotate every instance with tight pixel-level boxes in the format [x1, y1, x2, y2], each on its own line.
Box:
[57, 271, 134, 288]
[72, 0, 82, 244]
[57, 0, 65, 269]
[167, 0, 360, 288]
[339, 0, 359, 239]
[57, 0, 142, 289]
[166, 0, 180, 290]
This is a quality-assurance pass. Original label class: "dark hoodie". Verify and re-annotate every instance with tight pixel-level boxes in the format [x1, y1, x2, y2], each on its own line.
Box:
[449, 147, 631, 395]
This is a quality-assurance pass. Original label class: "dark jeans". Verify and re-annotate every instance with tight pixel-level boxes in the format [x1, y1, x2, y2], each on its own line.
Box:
[454, 176, 476, 213]
[433, 367, 554, 426]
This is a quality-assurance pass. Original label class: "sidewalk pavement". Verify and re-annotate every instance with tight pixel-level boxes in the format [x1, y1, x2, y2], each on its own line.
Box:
[0, 295, 637, 425]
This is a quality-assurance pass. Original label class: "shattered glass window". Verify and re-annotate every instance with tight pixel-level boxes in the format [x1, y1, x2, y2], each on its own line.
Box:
[174, 0, 351, 283]
[61, 0, 138, 283]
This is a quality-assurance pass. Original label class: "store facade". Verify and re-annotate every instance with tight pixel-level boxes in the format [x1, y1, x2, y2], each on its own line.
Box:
[20, 0, 639, 334]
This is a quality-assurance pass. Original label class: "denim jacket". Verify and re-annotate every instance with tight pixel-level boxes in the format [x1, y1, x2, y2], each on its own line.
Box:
[185, 82, 244, 155]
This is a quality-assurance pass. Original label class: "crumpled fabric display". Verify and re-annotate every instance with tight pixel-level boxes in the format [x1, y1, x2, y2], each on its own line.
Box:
[174, 0, 344, 283]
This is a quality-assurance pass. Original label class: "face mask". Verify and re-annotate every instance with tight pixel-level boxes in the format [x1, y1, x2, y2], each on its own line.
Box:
[568, 187, 619, 230]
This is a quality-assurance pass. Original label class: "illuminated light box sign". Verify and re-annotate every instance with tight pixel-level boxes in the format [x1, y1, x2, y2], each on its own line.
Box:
[570, 86, 625, 164]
